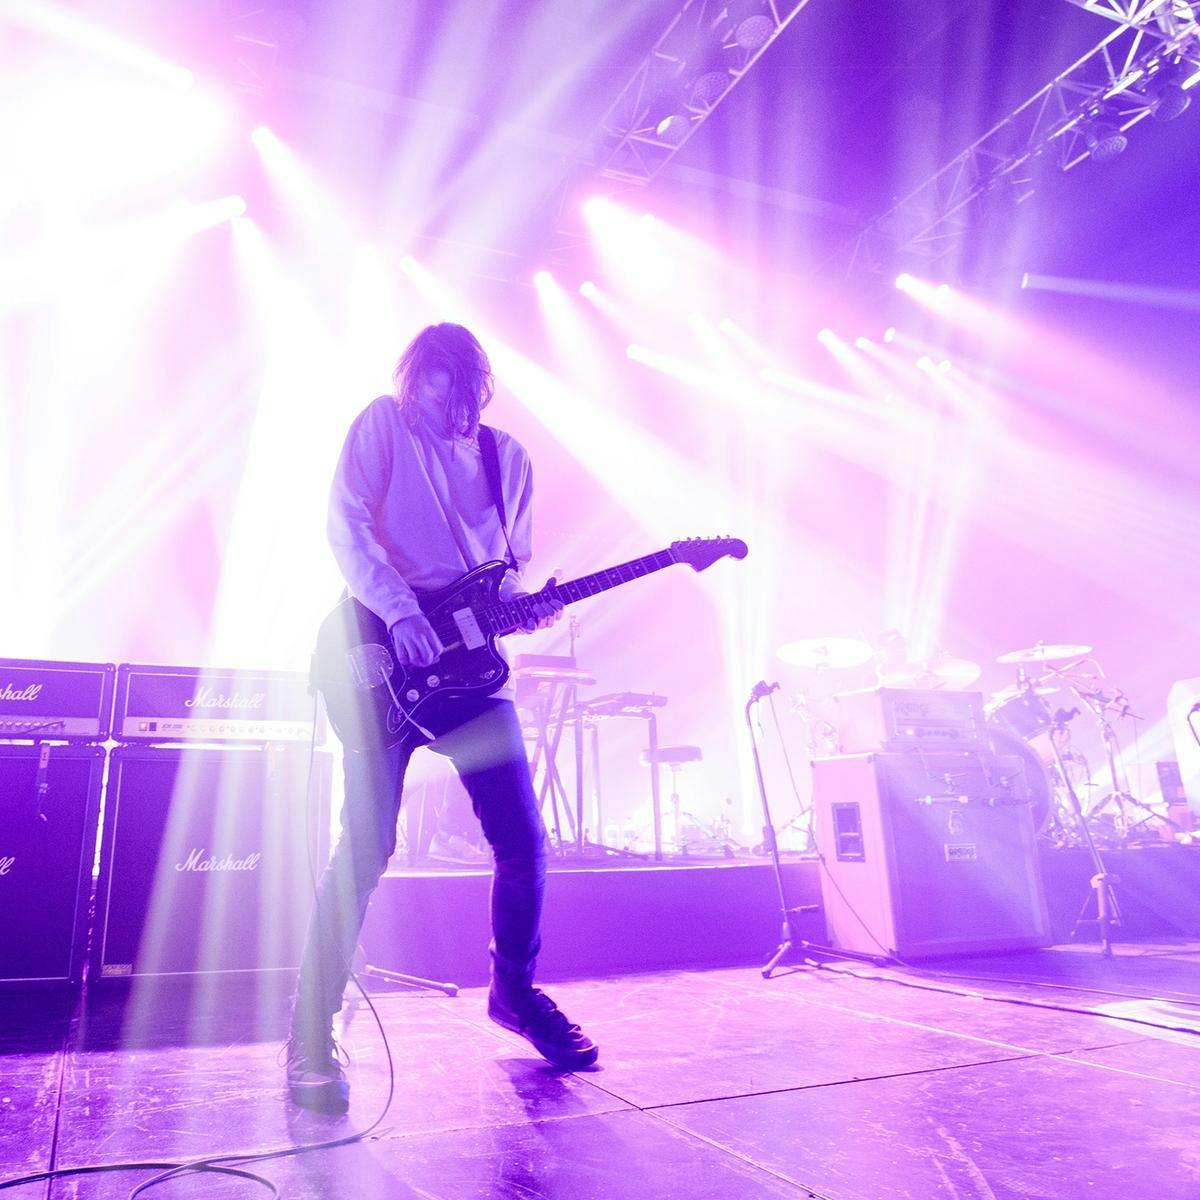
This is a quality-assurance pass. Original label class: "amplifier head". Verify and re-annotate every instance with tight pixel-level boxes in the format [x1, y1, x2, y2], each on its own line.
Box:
[0, 658, 115, 742]
[113, 663, 325, 745]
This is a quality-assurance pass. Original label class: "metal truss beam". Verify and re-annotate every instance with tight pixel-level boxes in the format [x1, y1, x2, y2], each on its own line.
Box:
[586, 0, 815, 188]
[1063, 0, 1198, 37]
[827, 4, 1200, 279]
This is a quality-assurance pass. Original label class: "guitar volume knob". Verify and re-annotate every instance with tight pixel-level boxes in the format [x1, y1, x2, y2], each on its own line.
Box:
[426, 675, 440, 687]
[405, 688, 420, 702]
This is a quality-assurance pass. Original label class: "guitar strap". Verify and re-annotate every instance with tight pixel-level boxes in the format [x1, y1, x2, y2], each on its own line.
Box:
[477, 424, 518, 570]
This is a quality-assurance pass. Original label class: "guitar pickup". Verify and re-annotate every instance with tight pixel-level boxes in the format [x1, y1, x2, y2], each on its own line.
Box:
[451, 608, 486, 650]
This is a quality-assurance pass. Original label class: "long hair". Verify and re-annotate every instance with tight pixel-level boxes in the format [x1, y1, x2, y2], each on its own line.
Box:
[392, 323, 494, 439]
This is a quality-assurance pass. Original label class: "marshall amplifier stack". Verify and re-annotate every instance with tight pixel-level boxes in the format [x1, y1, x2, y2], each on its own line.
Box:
[0, 658, 114, 986]
[0, 656, 331, 986]
[97, 663, 331, 980]
[813, 686, 1051, 959]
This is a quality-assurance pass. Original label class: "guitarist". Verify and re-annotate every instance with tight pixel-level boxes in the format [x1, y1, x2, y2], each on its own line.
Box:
[286, 323, 599, 1114]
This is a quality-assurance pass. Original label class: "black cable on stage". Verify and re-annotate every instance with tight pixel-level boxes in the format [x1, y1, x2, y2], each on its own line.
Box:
[0, 692, 401, 1198]
[794, 953, 1200, 1039]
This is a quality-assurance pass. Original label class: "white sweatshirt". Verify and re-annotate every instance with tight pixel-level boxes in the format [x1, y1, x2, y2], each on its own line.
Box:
[327, 396, 534, 630]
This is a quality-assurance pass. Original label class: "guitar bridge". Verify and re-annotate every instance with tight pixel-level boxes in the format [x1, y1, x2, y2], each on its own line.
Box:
[451, 607, 486, 650]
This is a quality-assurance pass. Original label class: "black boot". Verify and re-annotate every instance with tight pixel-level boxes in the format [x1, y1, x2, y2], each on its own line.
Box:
[284, 1027, 350, 1114]
[488, 985, 599, 1069]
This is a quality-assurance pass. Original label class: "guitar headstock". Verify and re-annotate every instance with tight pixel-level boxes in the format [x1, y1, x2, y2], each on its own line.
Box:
[671, 536, 749, 572]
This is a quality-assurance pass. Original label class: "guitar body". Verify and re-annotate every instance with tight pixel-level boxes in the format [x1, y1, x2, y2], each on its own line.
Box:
[312, 537, 748, 754]
[313, 560, 512, 753]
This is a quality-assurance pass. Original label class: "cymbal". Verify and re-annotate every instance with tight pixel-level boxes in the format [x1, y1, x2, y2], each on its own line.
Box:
[988, 684, 1060, 705]
[778, 637, 873, 670]
[877, 663, 931, 687]
[997, 643, 1093, 665]
[928, 657, 982, 688]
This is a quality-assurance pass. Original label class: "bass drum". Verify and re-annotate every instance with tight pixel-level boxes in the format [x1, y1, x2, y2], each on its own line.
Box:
[988, 723, 1053, 835]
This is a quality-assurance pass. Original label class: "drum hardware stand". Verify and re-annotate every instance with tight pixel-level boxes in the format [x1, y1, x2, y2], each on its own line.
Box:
[1047, 710, 1121, 956]
[1072, 686, 1173, 841]
[746, 681, 821, 978]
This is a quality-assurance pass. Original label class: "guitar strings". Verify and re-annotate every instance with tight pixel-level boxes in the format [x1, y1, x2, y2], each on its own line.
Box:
[420, 550, 678, 648]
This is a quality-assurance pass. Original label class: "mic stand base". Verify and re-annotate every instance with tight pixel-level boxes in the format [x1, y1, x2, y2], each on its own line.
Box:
[363, 964, 459, 997]
[746, 695, 822, 979]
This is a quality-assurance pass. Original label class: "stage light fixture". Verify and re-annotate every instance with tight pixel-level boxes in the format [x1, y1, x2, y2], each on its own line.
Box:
[895, 273, 914, 291]
[1149, 69, 1192, 121]
[691, 70, 729, 109]
[734, 14, 774, 50]
[883, 327, 896, 342]
[533, 269, 553, 287]
[938, 359, 952, 373]
[582, 195, 609, 220]
[854, 336, 870, 350]
[1085, 119, 1128, 162]
[655, 114, 690, 145]
[725, 1, 774, 50]
[579, 280, 597, 298]
[816, 328, 836, 346]
[916, 356, 933, 371]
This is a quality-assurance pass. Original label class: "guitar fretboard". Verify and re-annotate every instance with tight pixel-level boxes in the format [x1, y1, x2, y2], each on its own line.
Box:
[482, 549, 677, 634]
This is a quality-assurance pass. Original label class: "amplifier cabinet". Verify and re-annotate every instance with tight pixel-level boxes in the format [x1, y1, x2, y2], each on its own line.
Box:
[812, 752, 1050, 959]
[93, 746, 332, 980]
[0, 744, 104, 986]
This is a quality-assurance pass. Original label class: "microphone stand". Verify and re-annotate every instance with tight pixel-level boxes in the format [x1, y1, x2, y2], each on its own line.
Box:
[746, 682, 819, 978]
[1047, 710, 1121, 956]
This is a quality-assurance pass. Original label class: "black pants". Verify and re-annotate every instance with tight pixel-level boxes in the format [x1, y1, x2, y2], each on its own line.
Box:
[292, 697, 547, 1035]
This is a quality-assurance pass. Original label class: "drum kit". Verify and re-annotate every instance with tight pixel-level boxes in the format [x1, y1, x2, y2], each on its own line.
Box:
[778, 634, 1168, 848]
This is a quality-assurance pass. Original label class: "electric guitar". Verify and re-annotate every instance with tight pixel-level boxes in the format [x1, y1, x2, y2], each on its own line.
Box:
[313, 536, 748, 751]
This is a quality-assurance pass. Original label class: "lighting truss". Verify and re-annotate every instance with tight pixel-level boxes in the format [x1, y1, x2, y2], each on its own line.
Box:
[1063, 0, 1198, 37]
[585, 0, 814, 187]
[827, 3, 1200, 278]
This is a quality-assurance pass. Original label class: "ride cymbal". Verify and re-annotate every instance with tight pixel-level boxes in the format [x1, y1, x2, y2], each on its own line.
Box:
[996, 643, 1093, 664]
[777, 637, 873, 670]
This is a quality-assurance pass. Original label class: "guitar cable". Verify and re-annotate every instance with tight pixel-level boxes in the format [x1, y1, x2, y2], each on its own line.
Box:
[0, 695, 400, 1198]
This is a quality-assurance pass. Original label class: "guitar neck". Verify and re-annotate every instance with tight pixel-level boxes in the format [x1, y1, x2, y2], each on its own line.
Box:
[485, 549, 678, 633]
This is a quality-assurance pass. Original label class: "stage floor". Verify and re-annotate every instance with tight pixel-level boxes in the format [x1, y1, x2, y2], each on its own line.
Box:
[3, 943, 1199, 1198]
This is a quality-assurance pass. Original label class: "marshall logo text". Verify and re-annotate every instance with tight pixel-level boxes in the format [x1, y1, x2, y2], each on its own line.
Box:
[184, 685, 266, 712]
[0, 856, 15, 876]
[0, 683, 42, 703]
[174, 848, 262, 873]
